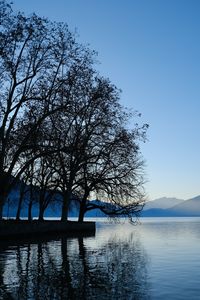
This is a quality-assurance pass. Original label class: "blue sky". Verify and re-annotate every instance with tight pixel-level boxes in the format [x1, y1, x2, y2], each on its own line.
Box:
[12, 0, 200, 200]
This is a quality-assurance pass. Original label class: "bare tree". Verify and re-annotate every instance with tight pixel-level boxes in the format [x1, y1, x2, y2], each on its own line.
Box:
[0, 1, 148, 222]
[51, 75, 148, 222]
[77, 127, 147, 222]
[0, 1, 95, 219]
[69, 80, 148, 222]
[34, 156, 59, 221]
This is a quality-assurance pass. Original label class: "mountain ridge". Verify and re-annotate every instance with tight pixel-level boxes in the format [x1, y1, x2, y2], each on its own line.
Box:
[142, 195, 200, 217]
[143, 197, 184, 210]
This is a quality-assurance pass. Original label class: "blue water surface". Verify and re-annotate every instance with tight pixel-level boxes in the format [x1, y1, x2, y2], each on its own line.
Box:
[0, 217, 200, 299]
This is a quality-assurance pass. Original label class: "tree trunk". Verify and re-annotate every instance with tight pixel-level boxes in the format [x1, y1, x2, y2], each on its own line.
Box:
[78, 192, 89, 223]
[78, 206, 85, 223]
[28, 200, 33, 221]
[16, 184, 26, 220]
[61, 190, 70, 222]
[0, 174, 9, 220]
[38, 193, 45, 221]
[0, 190, 8, 220]
[28, 184, 34, 221]
[16, 200, 22, 221]
[38, 205, 44, 221]
[0, 198, 4, 221]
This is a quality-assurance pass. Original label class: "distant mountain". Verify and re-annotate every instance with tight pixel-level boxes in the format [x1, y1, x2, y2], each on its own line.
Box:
[143, 197, 184, 210]
[142, 195, 200, 217]
[168, 195, 200, 216]
[141, 208, 174, 217]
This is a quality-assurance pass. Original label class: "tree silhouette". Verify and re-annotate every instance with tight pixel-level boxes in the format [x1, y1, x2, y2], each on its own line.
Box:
[0, 1, 148, 221]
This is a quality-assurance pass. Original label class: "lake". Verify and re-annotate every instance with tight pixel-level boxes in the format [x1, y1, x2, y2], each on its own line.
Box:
[0, 217, 200, 299]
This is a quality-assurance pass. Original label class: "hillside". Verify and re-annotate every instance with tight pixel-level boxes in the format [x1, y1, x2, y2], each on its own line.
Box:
[168, 195, 200, 216]
[142, 195, 200, 217]
[144, 197, 184, 210]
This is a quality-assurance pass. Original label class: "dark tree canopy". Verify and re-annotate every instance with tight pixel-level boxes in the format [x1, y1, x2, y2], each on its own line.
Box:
[0, 1, 148, 222]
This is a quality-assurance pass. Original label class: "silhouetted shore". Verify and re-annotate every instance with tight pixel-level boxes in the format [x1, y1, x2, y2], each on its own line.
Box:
[0, 220, 96, 240]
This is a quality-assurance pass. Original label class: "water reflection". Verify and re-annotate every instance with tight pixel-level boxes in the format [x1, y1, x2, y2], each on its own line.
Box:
[0, 228, 150, 300]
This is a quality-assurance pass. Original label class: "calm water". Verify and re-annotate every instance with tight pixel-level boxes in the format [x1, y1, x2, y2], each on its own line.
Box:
[0, 217, 200, 299]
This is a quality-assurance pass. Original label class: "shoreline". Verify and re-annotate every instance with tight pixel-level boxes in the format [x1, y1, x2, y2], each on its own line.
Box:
[0, 220, 96, 239]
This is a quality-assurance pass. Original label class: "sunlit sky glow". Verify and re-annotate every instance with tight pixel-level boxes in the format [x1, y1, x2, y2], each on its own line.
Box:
[12, 0, 200, 200]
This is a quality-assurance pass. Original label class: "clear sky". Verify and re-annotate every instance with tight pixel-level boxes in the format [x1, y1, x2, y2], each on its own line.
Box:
[12, 0, 200, 200]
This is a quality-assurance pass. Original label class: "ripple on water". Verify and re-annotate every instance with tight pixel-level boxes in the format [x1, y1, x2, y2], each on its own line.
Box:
[0, 217, 200, 299]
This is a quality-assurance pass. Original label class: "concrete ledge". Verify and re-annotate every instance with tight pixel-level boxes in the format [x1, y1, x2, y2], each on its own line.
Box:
[0, 220, 96, 239]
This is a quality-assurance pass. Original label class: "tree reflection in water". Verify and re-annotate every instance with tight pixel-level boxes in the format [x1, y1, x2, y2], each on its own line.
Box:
[0, 229, 150, 299]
